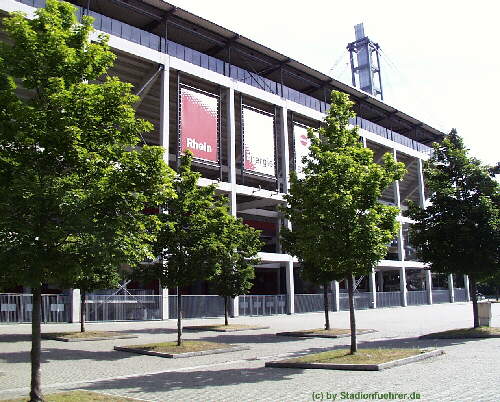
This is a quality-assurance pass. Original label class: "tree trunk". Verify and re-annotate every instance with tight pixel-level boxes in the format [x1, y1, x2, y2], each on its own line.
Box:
[30, 286, 43, 402]
[347, 275, 357, 354]
[177, 288, 182, 346]
[80, 290, 86, 333]
[224, 296, 229, 326]
[470, 276, 479, 328]
[323, 283, 330, 330]
[496, 286, 499, 302]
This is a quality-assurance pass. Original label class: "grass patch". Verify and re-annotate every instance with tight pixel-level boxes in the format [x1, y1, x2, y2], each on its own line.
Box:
[44, 331, 120, 339]
[4, 390, 140, 401]
[421, 327, 500, 339]
[277, 328, 375, 338]
[124, 340, 229, 354]
[287, 348, 424, 365]
[296, 329, 352, 335]
[184, 324, 267, 331]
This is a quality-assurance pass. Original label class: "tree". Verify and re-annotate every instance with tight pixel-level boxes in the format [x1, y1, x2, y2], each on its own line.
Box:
[0, 1, 175, 400]
[142, 152, 226, 346]
[407, 130, 499, 327]
[209, 212, 262, 326]
[71, 265, 122, 333]
[478, 271, 500, 301]
[281, 91, 405, 353]
[296, 261, 343, 331]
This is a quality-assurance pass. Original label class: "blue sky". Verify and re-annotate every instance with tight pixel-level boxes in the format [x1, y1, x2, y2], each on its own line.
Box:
[175, 0, 499, 165]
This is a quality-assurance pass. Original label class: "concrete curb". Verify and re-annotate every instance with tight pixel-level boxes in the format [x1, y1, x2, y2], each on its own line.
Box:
[42, 334, 139, 342]
[276, 329, 377, 338]
[265, 349, 444, 371]
[114, 344, 250, 358]
[183, 326, 270, 332]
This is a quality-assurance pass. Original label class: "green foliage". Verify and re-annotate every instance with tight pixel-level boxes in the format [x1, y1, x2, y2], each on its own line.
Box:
[0, 0, 176, 289]
[281, 91, 406, 282]
[142, 153, 228, 289]
[209, 211, 262, 299]
[406, 130, 499, 280]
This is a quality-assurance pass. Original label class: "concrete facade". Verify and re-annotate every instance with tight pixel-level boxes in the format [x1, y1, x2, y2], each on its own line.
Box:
[0, 0, 469, 323]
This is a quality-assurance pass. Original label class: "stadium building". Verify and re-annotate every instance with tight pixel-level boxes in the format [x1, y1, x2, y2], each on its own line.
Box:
[0, 0, 471, 324]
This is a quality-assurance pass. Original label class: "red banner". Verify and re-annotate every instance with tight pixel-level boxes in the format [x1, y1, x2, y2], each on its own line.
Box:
[180, 87, 218, 163]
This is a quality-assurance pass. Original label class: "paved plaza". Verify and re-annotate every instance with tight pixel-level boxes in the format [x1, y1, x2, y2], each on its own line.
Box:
[0, 302, 498, 401]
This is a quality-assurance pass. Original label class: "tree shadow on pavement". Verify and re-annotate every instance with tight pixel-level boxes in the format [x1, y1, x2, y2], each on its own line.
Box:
[191, 332, 311, 345]
[101, 327, 178, 335]
[78, 365, 303, 397]
[0, 348, 136, 364]
[0, 333, 32, 343]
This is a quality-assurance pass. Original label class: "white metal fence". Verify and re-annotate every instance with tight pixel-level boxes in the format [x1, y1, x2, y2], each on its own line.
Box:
[294, 294, 330, 313]
[338, 292, 373, 310]
[407, 290, 428, 305]
[377, 291, 402, 308]
[239, 295, 287, 316]
[0, 294, 71, 323]
[168, 295, 225, 319]
[85, 294, 162, 321]
[432, 290, 451, 303]
[453, 288, 467, 302]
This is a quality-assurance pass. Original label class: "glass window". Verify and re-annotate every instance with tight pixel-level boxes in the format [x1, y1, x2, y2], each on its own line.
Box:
[192, 49, 201, 66]
[150, 35, 160, 51]
[121, 23, 131, 42]
[111, 19, 122, 37]
[200, 53, 209, 69]
[130, 27, 140, 44]
[184, 47, 193, 63]
[175, 44, 184, 60]
[101, 16, 112, 34]
[89, 11, 101, 31]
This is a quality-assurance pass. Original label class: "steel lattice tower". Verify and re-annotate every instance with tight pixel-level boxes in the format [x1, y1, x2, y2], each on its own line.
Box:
[347, 23, 384, 100]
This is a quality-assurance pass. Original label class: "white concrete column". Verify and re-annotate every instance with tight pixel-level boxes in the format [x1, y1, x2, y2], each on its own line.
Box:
[417, 158, 426, 208]
[285, 259, 295, 314]
[369, 269, 377, 308]
[332, 280, 340, 312]
[279, 106, 290, 193]
[159, 63, 170, 164]
[393, 149, 401, 209]
[400, 267, 407, 307]
[448, 274, 455, 303]
[226, 87, 239, 315]
[161, 287, 169, 320]
[396, 225, 405, 262]
[226, 87, 237, 213]
[425, 270, 433, 304]
[464, 275, 471, 302]
[70, 289, 81, 323]
[393, 150, 406, 264]
[230, 297, 239, 317]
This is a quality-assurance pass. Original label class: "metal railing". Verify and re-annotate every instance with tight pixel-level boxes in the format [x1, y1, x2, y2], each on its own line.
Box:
[85, 294, 162, 321]
[168, 295, 225, 319]
[1, 293, 70, 323]
[294, 293, 329, 313]
[239, 294, 287, 316]
[453, 288, 467, 302]
[15, 0, 433, 156]
[376, 291, 402, 308]
[432, 289, 451, 303]
[338, 292, 372, 310]
[407, 290, 428, 305]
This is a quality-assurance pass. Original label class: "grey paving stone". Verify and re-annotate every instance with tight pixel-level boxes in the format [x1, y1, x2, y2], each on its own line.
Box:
[0, 303, 498, 401]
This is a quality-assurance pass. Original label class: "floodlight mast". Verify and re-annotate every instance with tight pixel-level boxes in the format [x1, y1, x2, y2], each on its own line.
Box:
[347, 23, 384, 101]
